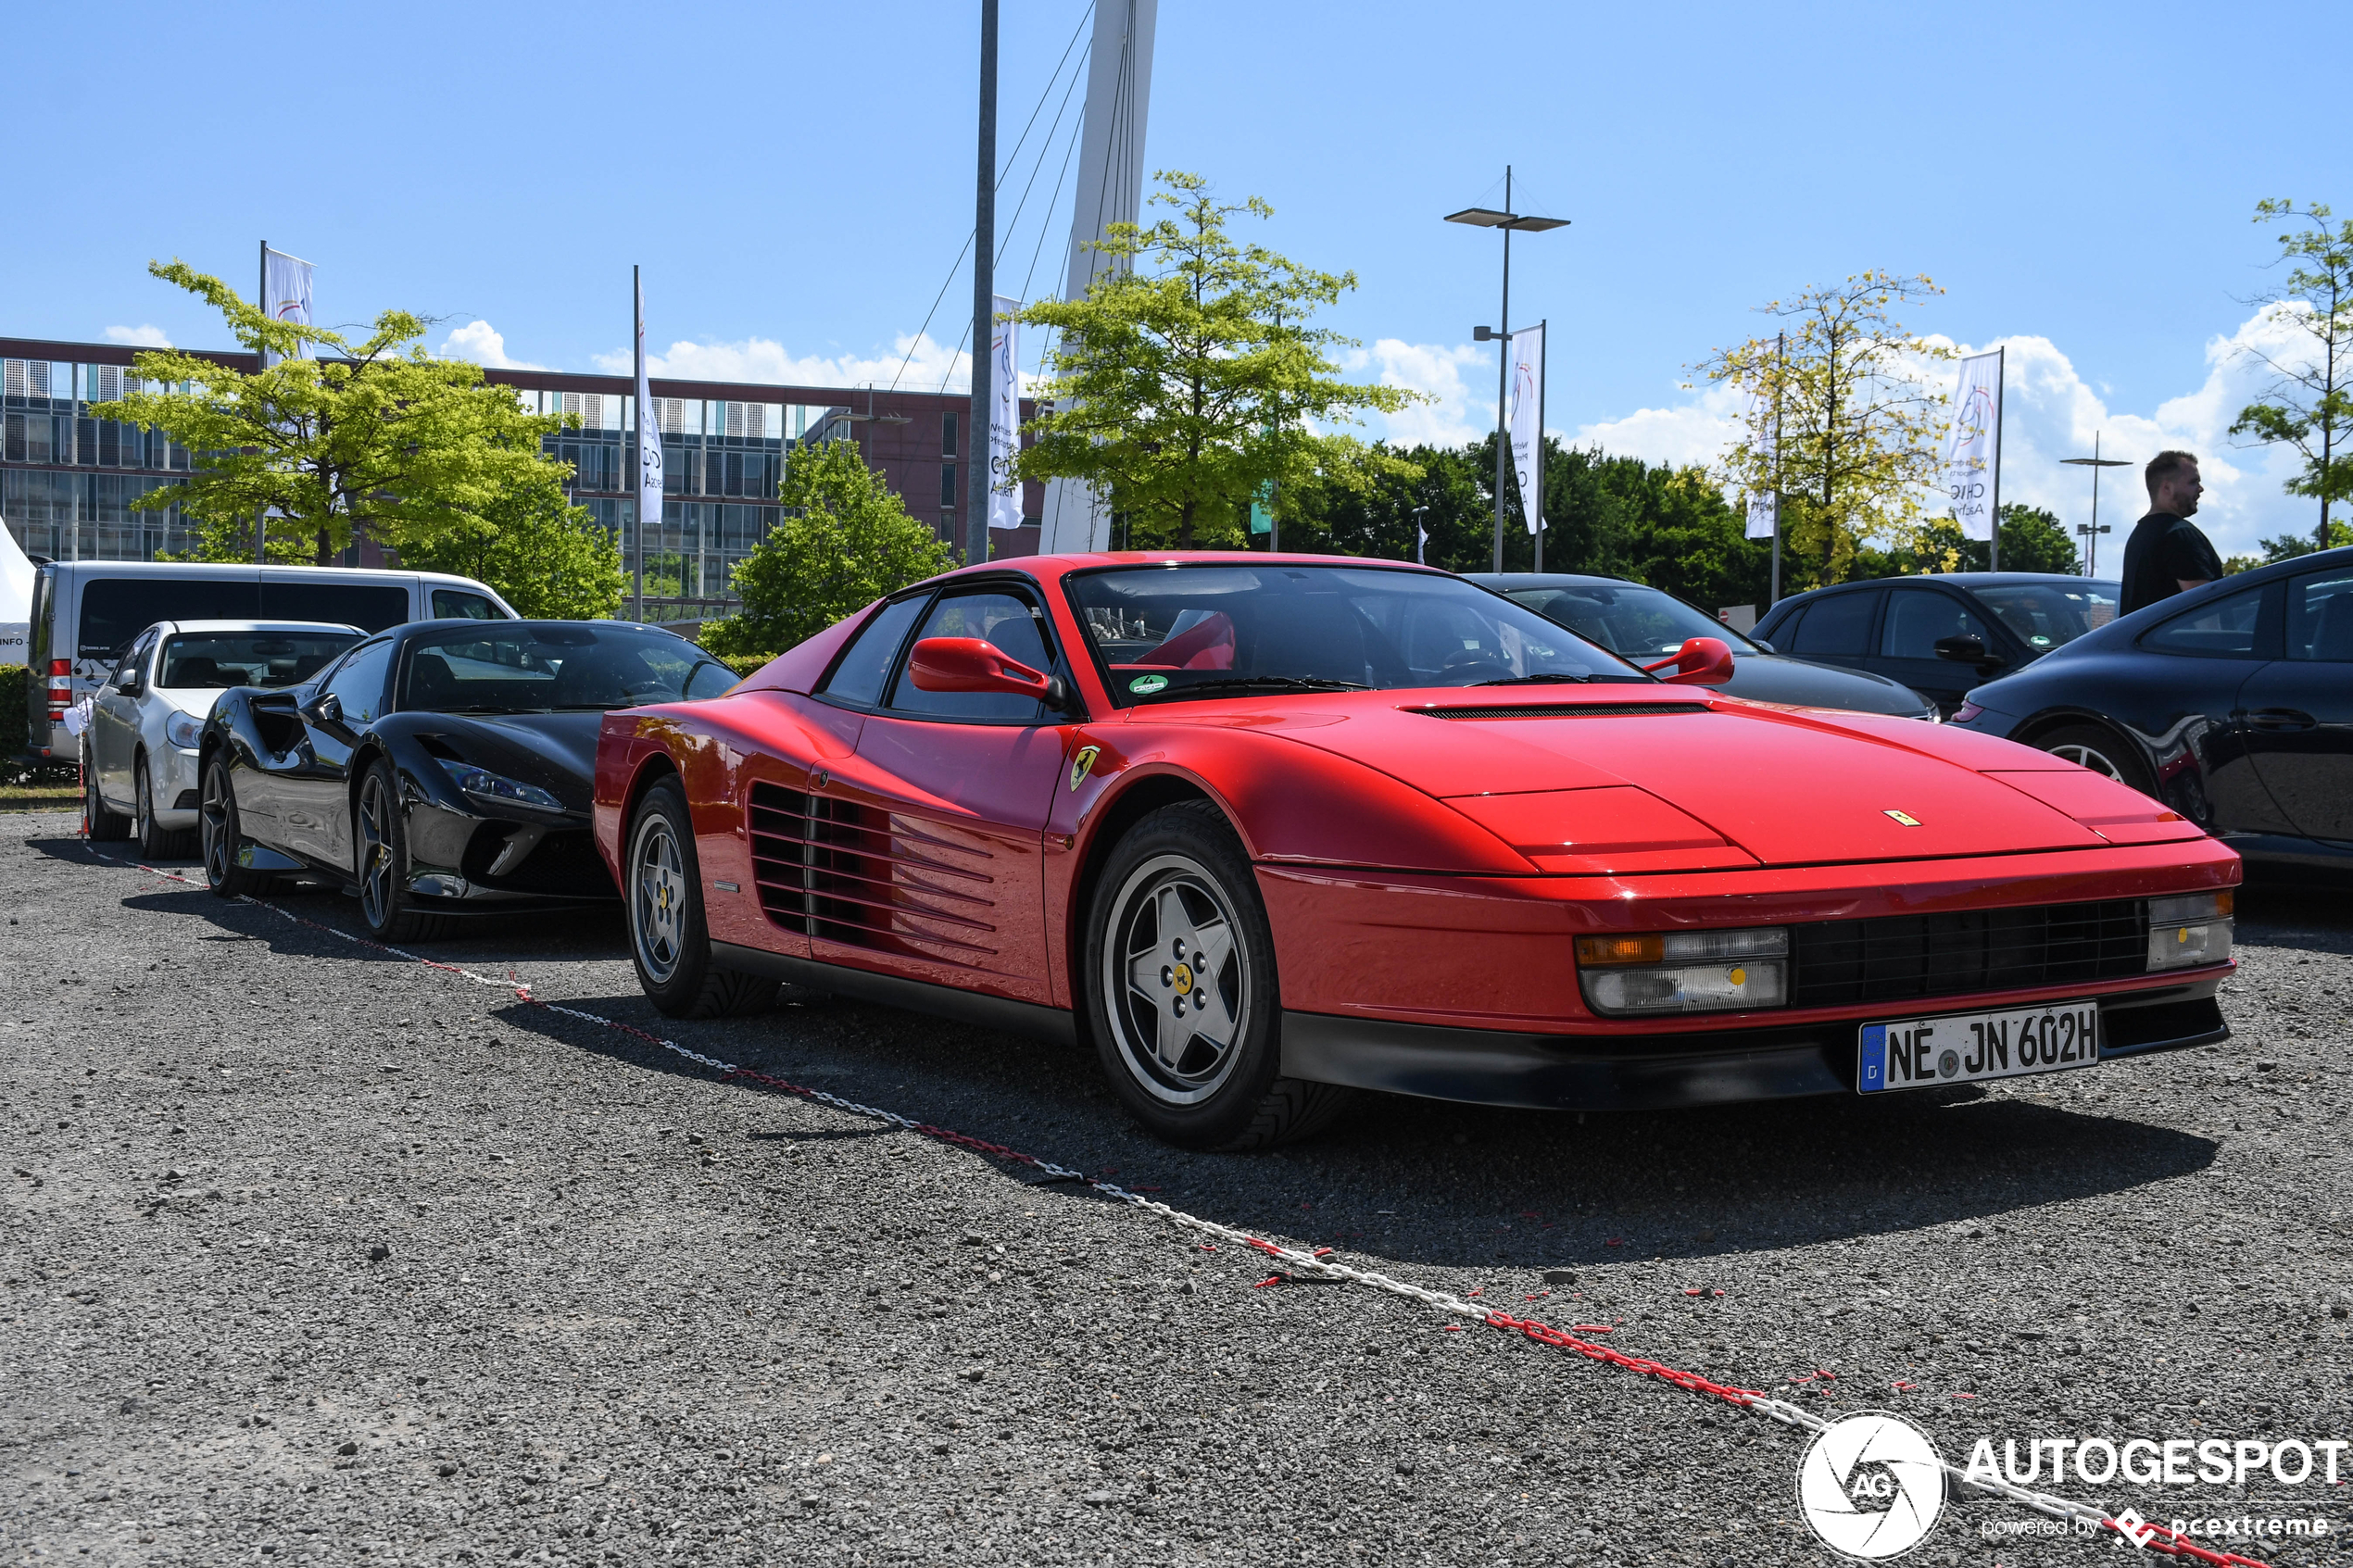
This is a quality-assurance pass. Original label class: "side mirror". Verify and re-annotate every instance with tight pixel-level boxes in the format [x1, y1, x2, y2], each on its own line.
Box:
[1642, 636, 1736, 686]
[1750, 638, 1776, 654]
[309, 691, 345, 725]
[908, 637, 1054, 700]
[1934, 633, 2007, 671]
[115, 666, 144, 696]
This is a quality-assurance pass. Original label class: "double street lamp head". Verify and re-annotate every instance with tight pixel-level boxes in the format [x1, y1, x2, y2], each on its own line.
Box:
[1443, 207, 1572, 233]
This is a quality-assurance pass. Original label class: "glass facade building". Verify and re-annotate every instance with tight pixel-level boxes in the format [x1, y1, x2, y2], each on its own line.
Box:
[3, 338, 1042, 621]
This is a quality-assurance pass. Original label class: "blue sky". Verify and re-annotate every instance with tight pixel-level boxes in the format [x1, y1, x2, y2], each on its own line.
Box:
[10, 0, 2341, 556]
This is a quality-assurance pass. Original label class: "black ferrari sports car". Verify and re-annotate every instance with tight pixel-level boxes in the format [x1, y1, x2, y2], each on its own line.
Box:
[197, 619, 737, 938]
[1947, 545, 2353, 881]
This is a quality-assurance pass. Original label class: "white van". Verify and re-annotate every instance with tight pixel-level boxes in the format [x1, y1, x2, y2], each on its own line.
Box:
[23, 561, 517, 759]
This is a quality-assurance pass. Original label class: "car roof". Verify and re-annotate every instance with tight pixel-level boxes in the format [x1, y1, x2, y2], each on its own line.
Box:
[151, 620, 365, 635]
[1461, 572, 1641, 588]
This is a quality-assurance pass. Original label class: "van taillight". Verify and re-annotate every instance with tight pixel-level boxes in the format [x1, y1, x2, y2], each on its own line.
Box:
[49, 659, 70, 677]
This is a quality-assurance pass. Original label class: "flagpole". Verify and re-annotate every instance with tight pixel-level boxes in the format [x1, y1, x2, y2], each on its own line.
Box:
[1532, 320, 1547, 573]
[1770, 330, 1784, 607]
[966, 0, 1000, 569]
[631, 265, 644, 622]
[1988, 345, 2005, 572]
[256, 240, 269, 566]
[1492, 166, 1512, 574]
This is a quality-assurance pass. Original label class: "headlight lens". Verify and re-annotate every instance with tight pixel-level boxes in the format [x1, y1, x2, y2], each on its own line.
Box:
[437, 759, 563, 812]
[1576, 926, 1790, 1015]
[2146, 890, 2233, 971]
[165, 711, 204, 749]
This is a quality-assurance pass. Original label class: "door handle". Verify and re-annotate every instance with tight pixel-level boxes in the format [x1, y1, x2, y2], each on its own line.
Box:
[2246, 709, 2318, 732]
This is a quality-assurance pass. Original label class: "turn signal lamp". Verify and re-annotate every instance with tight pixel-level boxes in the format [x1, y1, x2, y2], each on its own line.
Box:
[1577, 926, 1790, 1015]
[2146, 891, 2233, 972]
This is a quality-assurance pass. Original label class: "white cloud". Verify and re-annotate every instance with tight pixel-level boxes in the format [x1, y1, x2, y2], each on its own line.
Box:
[104, 324, 170, 347]
[1572, 381, 1749, 471]
[592, 332, 985, 398]
[435, 320, 546, 371]
[1346, 340, 1492, 448]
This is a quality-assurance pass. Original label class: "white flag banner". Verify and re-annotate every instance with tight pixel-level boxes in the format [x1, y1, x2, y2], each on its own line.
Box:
[261, 246, 314, 368]
[1743, 392, 1779, 540]
[988, 295, 1023, 531]
[1944, 350, 2003, 542]
[635, 275, 664, 558]
[1507, 322, 1544, 536]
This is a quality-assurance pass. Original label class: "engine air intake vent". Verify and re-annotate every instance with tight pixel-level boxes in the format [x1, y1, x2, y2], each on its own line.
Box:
[747, 779, 999, 964]
[1413, 702, 1711, 721]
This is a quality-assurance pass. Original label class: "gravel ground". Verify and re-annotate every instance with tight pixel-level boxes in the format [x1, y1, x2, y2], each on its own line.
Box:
[4, 808, 2349, 1568]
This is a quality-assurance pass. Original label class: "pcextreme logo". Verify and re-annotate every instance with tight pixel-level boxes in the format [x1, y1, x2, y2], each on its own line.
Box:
[1796, 1411, 1947, 1560]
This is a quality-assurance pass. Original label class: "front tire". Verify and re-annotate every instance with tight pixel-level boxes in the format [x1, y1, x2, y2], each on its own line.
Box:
[627, 776, 778, 1019]
[199, 757, 273, 897]
[1084, 802, 1353, 1151]
[83, 744, 130, 842]
[356, 760, 455, 943]
[2037, 722, 2157, 797]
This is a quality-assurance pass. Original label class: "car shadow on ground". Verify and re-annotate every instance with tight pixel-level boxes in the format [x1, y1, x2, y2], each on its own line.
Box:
[53, 827, 2229, 1275]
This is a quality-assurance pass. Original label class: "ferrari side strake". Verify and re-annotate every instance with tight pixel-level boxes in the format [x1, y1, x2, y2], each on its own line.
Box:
[595, 553, 2239, 1151]
[201, 619, 736, 940]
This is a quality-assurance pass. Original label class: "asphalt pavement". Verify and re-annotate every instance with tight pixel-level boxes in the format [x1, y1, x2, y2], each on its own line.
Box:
[4, 809, 2349, 1567]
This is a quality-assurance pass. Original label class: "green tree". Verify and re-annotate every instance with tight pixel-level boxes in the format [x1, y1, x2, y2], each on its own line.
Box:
[1281, 442, 1487, 565]
[396, 473, 626, 619]
[1855, 504, 2081, 577]
[1694, 272, 1953, 590]
[2229, 200, 2353, 550]
[93, 259, 576, 566]
[1015, 171, 1422, 548]
[698, 440, 953, 659]
[2222, 518, 2353, 573]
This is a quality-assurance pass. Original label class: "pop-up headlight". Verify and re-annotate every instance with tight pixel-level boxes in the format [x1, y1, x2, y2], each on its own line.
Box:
[2146, 891, 2233, 972]
[1575, 926, 1790, 1015]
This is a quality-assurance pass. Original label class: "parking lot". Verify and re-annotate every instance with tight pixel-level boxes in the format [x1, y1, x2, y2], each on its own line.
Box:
[4, 808, 2349, 1567]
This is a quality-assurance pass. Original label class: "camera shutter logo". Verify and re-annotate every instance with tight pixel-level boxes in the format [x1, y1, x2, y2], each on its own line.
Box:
[1795, 1411, 1946, 1560]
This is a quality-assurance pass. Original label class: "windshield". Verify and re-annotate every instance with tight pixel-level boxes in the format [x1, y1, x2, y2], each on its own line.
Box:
[1973, 581, 2120, 652]
[161, 631, 359, 689]
[1065, 564, 1643, 705]
[1504, 582, 1759, 658]
[400, 624, 736, 713]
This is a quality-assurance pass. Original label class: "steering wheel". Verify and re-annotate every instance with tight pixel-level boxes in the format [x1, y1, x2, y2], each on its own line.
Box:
[1436, 646, 1513, 685]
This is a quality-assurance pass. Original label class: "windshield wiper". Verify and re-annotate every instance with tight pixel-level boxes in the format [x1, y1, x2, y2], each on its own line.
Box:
[1141, 675, 1368, 700]
[1469, 672, 1595, 686]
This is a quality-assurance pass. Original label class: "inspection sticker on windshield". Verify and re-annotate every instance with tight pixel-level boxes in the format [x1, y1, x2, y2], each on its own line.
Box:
[1128, 674, 1169, 694]
[1857, 999, 2099, 1093]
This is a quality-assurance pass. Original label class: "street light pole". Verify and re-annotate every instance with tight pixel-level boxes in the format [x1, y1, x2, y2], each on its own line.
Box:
[2060, 430, 2129, 577]
[965, 0, 1000, 569]
[1444, 173, 1567, 574]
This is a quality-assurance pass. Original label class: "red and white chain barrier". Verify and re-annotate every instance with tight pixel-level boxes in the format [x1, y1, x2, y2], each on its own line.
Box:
[67, 834, 2261, 1568]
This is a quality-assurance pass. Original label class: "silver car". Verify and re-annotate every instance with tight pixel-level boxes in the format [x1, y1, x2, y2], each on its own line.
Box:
[83, 620, 362, 855]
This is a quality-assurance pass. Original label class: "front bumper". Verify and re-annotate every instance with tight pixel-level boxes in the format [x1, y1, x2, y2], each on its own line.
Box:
[1279, 977, 2228, 1110]
[153, 746, 202, 828]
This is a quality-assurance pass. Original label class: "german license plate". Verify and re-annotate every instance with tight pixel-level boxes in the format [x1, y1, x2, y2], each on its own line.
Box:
[1857, 1000, 2100, 1094]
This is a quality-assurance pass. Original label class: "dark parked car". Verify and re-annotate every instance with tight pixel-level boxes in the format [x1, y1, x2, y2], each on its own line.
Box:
[1947, 546, 2353, 880]
[1469, 572, 1935, 719]
[1751, 573, 2121, 717]
[197, 620, 738, 938]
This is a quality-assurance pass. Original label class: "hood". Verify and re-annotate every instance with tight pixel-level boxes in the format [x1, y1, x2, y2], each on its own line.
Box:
[155, 685, 225, 720]
[1194, 687, 2196, 871]
[1718, 654, 1929, 717]
[410, 709, 605, 814]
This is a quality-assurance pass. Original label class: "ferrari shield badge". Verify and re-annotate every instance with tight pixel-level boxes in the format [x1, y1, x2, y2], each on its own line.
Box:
[1883, 809, 1922, 827]
[1069, 745, 1101, 792]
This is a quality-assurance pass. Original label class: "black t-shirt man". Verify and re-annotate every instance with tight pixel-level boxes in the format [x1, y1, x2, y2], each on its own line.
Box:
[2120, 513, 2223, 616]
[2119, 452, 2221, 617]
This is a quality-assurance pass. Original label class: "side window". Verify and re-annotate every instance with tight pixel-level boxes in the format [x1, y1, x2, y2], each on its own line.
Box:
[431, 589, 505, 621]
[887, 588, 1053, 721]
[2286, 568, 2353, 661]
[819, 596, 930, 709]
[1788, 591, 1879, 657]
[113, 628, 158, 686]
[1880, 591, 1992, 659]
[321, 639, 396, 726]
[259, 582, 412, 632]
[2141, 583, 2266, 659]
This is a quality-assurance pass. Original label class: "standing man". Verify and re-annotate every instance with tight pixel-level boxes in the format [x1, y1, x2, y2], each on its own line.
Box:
[2120, 449, 2223, 616]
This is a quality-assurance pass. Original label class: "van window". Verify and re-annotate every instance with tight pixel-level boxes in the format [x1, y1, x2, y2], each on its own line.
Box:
[431, 588, 506, 621]
[79, 577, 262, 659]
[259, 581, 412, 632]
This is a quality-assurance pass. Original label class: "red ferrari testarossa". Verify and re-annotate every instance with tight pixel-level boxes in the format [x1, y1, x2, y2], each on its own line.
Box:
[594, 555, 2237, 1149]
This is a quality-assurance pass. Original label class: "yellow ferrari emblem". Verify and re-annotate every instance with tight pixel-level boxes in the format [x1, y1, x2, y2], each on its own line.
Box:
[1883, 809, 1922, 827]
[1173, 962, 1194, 996]
[1068, 745, 1101, 792]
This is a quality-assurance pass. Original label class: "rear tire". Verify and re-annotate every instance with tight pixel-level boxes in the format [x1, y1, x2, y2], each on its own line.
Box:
[83, 745, 130, 842]
[199, 757, 274, 897]
[2036, 722, 2157, 797]
[627, 776, 779, 1020]
[356, 760, 456, 943]
[134, 756, 193, 859]
[1084, 801, 1353, 1151]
